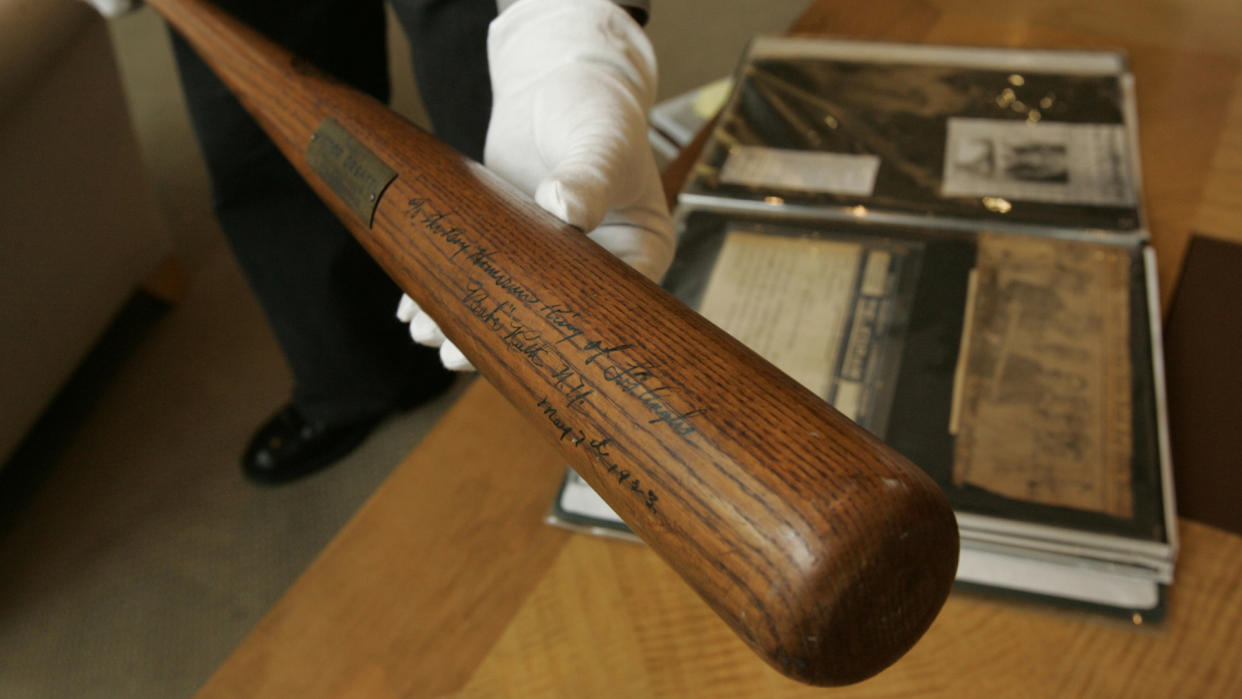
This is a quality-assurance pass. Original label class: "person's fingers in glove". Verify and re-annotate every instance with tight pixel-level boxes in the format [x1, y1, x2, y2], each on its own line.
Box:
[396, 295, 476, 372]
[396, 0, 675, 371]
[485, 0, 675, 282]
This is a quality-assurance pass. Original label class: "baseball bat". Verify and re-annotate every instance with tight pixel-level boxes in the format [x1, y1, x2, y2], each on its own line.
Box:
[146, 0, 959, 685]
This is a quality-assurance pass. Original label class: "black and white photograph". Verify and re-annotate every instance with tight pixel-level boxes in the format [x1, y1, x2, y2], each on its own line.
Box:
[942, 118, 1137, 207]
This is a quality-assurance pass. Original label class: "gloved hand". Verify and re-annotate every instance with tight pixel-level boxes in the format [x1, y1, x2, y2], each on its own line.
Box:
[397, 0, 675, 372]
[79, 0, 140, 18]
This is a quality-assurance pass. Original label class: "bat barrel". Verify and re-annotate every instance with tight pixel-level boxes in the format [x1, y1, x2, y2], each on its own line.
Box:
[146, 0, 959, 685]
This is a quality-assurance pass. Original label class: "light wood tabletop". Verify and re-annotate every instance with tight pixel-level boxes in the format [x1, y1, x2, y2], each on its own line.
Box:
[198, 0, 1242, 696]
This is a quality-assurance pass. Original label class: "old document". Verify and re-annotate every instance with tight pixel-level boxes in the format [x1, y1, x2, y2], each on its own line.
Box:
[942, 118, 1136, 207]
[697, 230, 862, 400]
[719, 146, 881, 197]
[952, 233, 1133, 518]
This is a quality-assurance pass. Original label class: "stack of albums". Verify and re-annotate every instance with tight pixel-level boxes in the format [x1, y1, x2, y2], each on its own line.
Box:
[548, 37, 1176, 620]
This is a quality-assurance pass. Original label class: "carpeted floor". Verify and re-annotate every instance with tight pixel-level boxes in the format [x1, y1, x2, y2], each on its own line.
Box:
[0, 2, 811, 696]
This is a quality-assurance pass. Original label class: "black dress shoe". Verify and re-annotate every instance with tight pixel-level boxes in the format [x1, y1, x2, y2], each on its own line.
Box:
[242, 371, 458, 485]
[242, 405, 380, 485]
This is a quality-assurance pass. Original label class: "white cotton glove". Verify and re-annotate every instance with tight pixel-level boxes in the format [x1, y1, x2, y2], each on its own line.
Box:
[398, 0, 675, 372]
[79, 0, 140, 18]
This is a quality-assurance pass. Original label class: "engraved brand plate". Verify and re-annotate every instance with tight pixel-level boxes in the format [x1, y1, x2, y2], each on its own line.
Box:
[306, 118, 397, 226]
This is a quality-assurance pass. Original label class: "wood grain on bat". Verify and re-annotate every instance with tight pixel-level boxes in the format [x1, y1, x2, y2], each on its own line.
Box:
[146, 0, 960, 685]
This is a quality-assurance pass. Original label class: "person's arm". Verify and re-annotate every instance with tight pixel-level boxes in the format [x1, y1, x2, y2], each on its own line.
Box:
[497, 0, 649, 25]
[80, 0, 139, 17]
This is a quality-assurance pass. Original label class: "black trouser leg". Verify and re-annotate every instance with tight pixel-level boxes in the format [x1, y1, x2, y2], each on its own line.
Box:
[388, 0, 497, 161]
[170, 0, 447, 426]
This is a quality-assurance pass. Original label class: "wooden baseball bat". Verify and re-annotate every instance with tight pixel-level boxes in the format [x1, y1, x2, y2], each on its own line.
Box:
[146, 0, 959, 685]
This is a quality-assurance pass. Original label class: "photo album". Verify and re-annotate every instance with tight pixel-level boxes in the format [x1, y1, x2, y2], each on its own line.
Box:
[549, 37, 1175, 621]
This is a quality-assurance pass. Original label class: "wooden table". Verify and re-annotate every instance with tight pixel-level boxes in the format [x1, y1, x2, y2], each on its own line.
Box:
[198, 1, 1242, 696]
